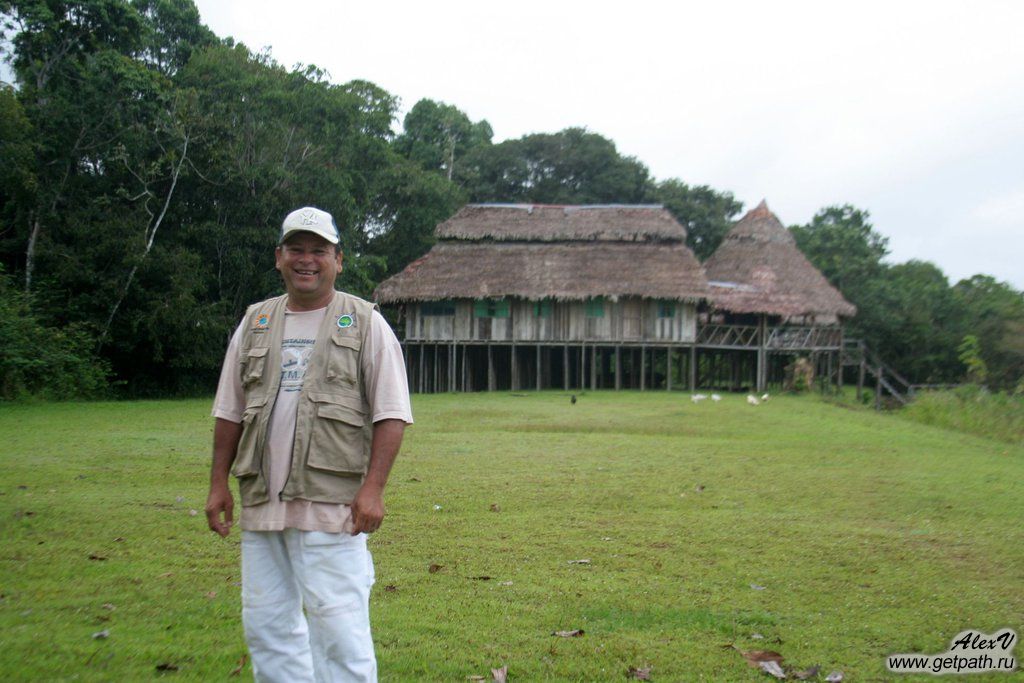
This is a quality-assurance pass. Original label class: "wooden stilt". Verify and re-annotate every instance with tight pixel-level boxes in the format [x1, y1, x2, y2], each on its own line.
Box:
[826, 351, 834, 395]
[857, 357, 865, 401]
[590, 345, 597, 390]
[615, 346, 621, 390]
[418, 343, 425, 394]
[667, 347, 673, 391]
[689, 345, 696, 391]
[511, 343, 518, 391]
[487, 345, 495, 392]
[536, 344, 542, 391]
[640, 345, 646, 391]
[563, 345, 569, 389]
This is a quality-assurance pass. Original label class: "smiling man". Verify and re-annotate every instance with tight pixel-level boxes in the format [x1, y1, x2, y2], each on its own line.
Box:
[206, 206, 412, 682]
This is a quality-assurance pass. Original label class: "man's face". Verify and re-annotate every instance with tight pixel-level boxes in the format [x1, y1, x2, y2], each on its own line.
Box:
[275, 232, 343, 309]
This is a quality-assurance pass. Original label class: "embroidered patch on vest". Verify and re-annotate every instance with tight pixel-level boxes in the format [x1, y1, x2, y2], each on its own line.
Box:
[337, 313, 355, 329]
[253, 313, 271, 331]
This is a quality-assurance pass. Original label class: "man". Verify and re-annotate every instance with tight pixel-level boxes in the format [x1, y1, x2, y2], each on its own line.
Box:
[205, 206, 412, 682]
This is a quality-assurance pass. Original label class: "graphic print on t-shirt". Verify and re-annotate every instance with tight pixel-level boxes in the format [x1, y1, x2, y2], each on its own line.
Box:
[280, 337, 315, 392]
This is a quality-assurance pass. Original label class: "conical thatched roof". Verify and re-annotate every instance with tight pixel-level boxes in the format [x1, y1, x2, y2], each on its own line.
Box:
[704, 201, 856, 318]
[374, 204, 709, 304]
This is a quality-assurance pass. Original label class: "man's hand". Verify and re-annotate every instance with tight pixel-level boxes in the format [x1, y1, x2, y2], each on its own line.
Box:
[205, 483, 234, 537]
[349, 484, 384, 535]
[348, 418, 405, 535]
[207, 417, 242, 538]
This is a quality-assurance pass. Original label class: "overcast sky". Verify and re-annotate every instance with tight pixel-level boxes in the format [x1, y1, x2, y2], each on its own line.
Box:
[193, 0, 1023, 288]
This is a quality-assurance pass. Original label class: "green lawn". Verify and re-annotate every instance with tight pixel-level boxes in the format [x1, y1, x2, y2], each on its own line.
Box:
[1, 392, 1021, 681]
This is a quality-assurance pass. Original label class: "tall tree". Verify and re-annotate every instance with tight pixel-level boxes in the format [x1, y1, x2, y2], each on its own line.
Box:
[952, 275, 1024, 390]
[395, 98, 492, 181]
[464, 127, 650, 204]
[645, 179, 742, 260]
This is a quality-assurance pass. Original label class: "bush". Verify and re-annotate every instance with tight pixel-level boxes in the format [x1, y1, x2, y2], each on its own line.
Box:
[901, 385, 1023, 446]
[0, 276, 110, 400]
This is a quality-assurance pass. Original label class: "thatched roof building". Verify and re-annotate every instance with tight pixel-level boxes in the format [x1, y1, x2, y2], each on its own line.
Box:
[375, 204, 709, 304]
[704, 201, 856, 319]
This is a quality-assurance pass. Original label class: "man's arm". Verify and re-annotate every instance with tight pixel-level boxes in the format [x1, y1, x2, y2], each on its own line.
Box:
[348, 418, 405, 535]
[205, 417, 242, 537]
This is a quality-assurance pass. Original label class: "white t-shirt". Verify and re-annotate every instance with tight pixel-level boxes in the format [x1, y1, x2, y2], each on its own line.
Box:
[212, 305, 413, 532]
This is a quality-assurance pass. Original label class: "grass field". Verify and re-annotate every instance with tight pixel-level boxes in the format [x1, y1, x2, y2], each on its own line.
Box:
[1, 392, 1021, 681]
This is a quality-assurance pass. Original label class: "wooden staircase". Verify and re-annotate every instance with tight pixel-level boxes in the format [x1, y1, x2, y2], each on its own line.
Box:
[841, 339, 912, 408]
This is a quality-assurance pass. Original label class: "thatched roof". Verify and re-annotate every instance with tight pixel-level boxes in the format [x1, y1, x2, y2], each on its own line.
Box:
[704, 201, 857, 318]
[374, 204, 708, 303]
[435, 204, 686, 242]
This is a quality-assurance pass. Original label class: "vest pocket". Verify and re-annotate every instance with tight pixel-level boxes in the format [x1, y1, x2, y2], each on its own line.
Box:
[241, 346, 269, 387]
[231, 397, 267, 478]
[327, 335, 361, 387]
[308, 396, 367, 475]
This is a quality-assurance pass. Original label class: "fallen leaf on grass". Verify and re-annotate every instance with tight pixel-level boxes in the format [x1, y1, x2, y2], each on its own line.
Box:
[695, 484, 705, 492]
[750, 584, 766, 590]
[155, 662, 179, 672]
[825, 673, 843, 682]
[88, 554, 107, 561]
[175, 496, 185, 503]
[567, 559, 591, 565]
[627, 665, 652, 679]
[759, 661, 786, 679]
[113, 537, 125, 542]
[408, 477, 421, 482]
[188, 510, 198, 517]
[467, 677, 486, 681]
[794, 665, 820, 680]
[552, 629, 584, 637]
[499, 581, 513, 586]
[205, 591, 217, 599]
[428, 564, 444, 574]
[470, 575, 491, 581]
[91, 629, 109, 639]
[491, 664, 508, 682]
[13, 510, 35, 518]
[158, 572, 174, 579]
[229, 654, 248, 676]
[383, 585, 398, 592]
[489, 503, 501, 512]
[741, 650, 784, 669]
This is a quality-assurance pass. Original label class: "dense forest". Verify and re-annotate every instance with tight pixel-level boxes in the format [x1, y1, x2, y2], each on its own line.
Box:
[1, 0, 1021, 399]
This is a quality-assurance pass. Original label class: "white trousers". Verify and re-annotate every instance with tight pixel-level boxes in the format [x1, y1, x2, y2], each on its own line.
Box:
[241, 529, 377, 683]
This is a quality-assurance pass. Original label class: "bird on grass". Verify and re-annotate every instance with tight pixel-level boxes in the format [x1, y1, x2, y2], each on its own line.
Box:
[691, 393, 707, 403]
[570, 394, 577, 405]
[711, 394, 722, 402]
[746, 394, 761, 405]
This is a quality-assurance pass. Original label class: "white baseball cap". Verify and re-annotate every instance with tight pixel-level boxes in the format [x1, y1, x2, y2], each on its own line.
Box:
[280, 206, 340, 245]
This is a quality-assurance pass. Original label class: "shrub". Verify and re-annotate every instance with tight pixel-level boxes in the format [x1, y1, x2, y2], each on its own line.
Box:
[0, 274, 110, 400]
[901, 385, 1023, 446]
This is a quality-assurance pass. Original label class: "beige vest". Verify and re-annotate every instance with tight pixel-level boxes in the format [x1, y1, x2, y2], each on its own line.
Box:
[231, 291, 376, 506]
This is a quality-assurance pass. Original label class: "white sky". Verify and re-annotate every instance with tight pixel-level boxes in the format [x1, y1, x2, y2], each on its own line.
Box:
[194, 0, 1023, 288]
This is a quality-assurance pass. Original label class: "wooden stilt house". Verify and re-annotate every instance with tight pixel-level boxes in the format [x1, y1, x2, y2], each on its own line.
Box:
[374, 204, 710, 392]
[374, 200, 857, 394]
[701, 200, 857, 391]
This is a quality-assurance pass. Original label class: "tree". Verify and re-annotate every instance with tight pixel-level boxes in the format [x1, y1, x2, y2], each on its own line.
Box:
[395, 98, 492, 181]
[790, 205, 889, 294]
[645, 179, 742, 260]
[463, 128, 650, 204]
[952, 275, 1024, 390]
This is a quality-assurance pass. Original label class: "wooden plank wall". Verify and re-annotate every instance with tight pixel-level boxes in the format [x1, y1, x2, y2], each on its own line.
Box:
[405, 297, 697, 343]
